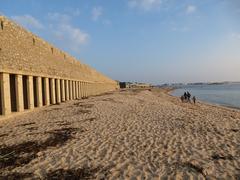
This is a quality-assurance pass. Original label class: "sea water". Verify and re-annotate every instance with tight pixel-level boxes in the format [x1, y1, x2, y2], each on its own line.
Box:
[171, 83, 240, 109]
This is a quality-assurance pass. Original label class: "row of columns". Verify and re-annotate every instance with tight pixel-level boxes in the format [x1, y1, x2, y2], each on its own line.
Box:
[0, 72, 117, 116]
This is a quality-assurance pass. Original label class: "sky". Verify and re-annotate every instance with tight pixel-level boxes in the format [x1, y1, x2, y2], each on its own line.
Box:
[1, 0, 240, 84]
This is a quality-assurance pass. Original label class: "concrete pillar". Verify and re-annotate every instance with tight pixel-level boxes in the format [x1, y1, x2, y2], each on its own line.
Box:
[79, 81, 82, 98]
[89, 83, 91, 96]
[36, 77, 43, 107]
[98, 84, 101, 94]
[83, 82, 86, 98]
[76, 81, 79, 99]
[86, 82, 89, 97]
[56, 79, 61, 103]
[83, 82, 86, 97]
[15, 74, 24, 112]
[90, 83, 92, 96]
[50, 78, 56, 104]
[75, 81, 77, 99]
[92, 83, 94, 96]
[0, 73, 11, 115]
[61, 79, 65, 102]
[72, 81, 76, 99]
[65, 80, 69, 101]
[27, 76, 34, 109]
[93, 83, 95, 95]
[97, 84, 99, 94]
[80, 82, 82, 98]
[85, 82, 88, 97]
[43, 78, 50, 105]
[93, 83, 96, 95]
[80, 81, 84, 98]
[80, 82, 82, 97]
[95, 83, 98, 95]
[91, 83, 94, 95]
[76, 81, 79, 98]
[69, 80, 72, 100]
[79, 81, 83, 98]
[88, 83, 90, 96]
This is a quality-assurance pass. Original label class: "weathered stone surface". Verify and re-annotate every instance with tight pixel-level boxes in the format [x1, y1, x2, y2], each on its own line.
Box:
[0, 16, 117, 87]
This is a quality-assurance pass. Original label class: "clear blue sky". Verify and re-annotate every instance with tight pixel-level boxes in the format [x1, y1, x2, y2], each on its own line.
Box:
[1, 0, 240, 84]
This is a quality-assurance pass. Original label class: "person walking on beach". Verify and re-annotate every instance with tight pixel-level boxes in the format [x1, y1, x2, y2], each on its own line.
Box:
[184, 92, 187, 101]
[187, 91, 191, 102]
[192, 96, 196, 104]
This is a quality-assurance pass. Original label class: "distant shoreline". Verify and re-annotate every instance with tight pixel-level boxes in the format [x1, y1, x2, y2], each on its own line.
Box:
[168, 87, 240, 111]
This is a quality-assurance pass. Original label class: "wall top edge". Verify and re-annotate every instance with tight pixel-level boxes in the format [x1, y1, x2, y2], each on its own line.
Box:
[0, 15, 84, 66]
[0, 15, 117, 84]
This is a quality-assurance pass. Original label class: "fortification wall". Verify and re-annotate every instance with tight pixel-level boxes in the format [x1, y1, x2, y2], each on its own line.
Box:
[0, 16, 119, 118]
[0, 16, 115, 83]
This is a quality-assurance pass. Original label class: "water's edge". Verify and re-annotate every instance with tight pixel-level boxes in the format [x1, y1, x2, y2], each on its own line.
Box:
[169, 88, 240, 111]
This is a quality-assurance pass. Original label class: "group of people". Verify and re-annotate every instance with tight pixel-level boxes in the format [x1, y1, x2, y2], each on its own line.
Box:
[180, 91, 196, 104]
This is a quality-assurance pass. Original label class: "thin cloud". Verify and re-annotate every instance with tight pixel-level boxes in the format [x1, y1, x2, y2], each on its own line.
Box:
[53, 24, 89, 46]
[11, 15, 44, 29]
[48, 12, 90, 53]
[11, 12, 90, 54]
[91, 6, 103, 21]
[186, 5, 197, 14]
[47, 12, 71, 23]
[128, 0, 162, 11]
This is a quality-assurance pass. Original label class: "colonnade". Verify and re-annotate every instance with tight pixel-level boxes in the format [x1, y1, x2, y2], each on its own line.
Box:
[0, 72, 116, 116]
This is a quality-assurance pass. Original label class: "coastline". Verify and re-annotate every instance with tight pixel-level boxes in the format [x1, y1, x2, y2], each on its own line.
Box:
[168, 87, 240, 112]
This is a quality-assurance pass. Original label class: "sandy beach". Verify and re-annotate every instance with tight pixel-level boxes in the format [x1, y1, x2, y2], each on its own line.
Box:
[0, 88, 239, 179]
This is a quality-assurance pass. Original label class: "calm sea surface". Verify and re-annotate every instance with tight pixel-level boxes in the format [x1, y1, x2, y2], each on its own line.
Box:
[171, 83, 240, 109]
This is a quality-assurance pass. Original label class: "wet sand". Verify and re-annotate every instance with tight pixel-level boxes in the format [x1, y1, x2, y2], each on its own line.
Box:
[0, 88, 240, 179]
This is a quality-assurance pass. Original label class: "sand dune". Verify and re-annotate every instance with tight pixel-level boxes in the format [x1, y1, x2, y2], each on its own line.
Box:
[0, 89, 240, 179]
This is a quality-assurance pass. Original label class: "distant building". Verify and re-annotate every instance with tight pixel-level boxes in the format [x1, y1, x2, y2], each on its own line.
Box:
[119, 82, 151, 89]
[119, 82, 127, 88]
[129, 83, 150, 89]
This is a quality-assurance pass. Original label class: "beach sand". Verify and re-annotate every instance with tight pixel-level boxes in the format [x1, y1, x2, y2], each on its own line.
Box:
[0, 88, 239, 179]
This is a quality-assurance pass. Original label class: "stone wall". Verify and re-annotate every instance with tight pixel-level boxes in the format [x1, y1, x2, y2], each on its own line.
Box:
[0, 16, 119, 117]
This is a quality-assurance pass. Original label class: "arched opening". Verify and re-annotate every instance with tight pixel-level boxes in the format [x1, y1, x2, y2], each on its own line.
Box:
[33, 38, 35, 45]
[60, 80, 64, 101]
[10, 74, 17, 112]
[33, 77, 38, 107]
[55, 79, 58, 102]
[65, 80, 68, 100]
[42, 78, 46, 106]
[69, 81, 71, 99]
[22, 75, 28, 109]
[49, 79, 53, 104]
[0, 21, 3, 30]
